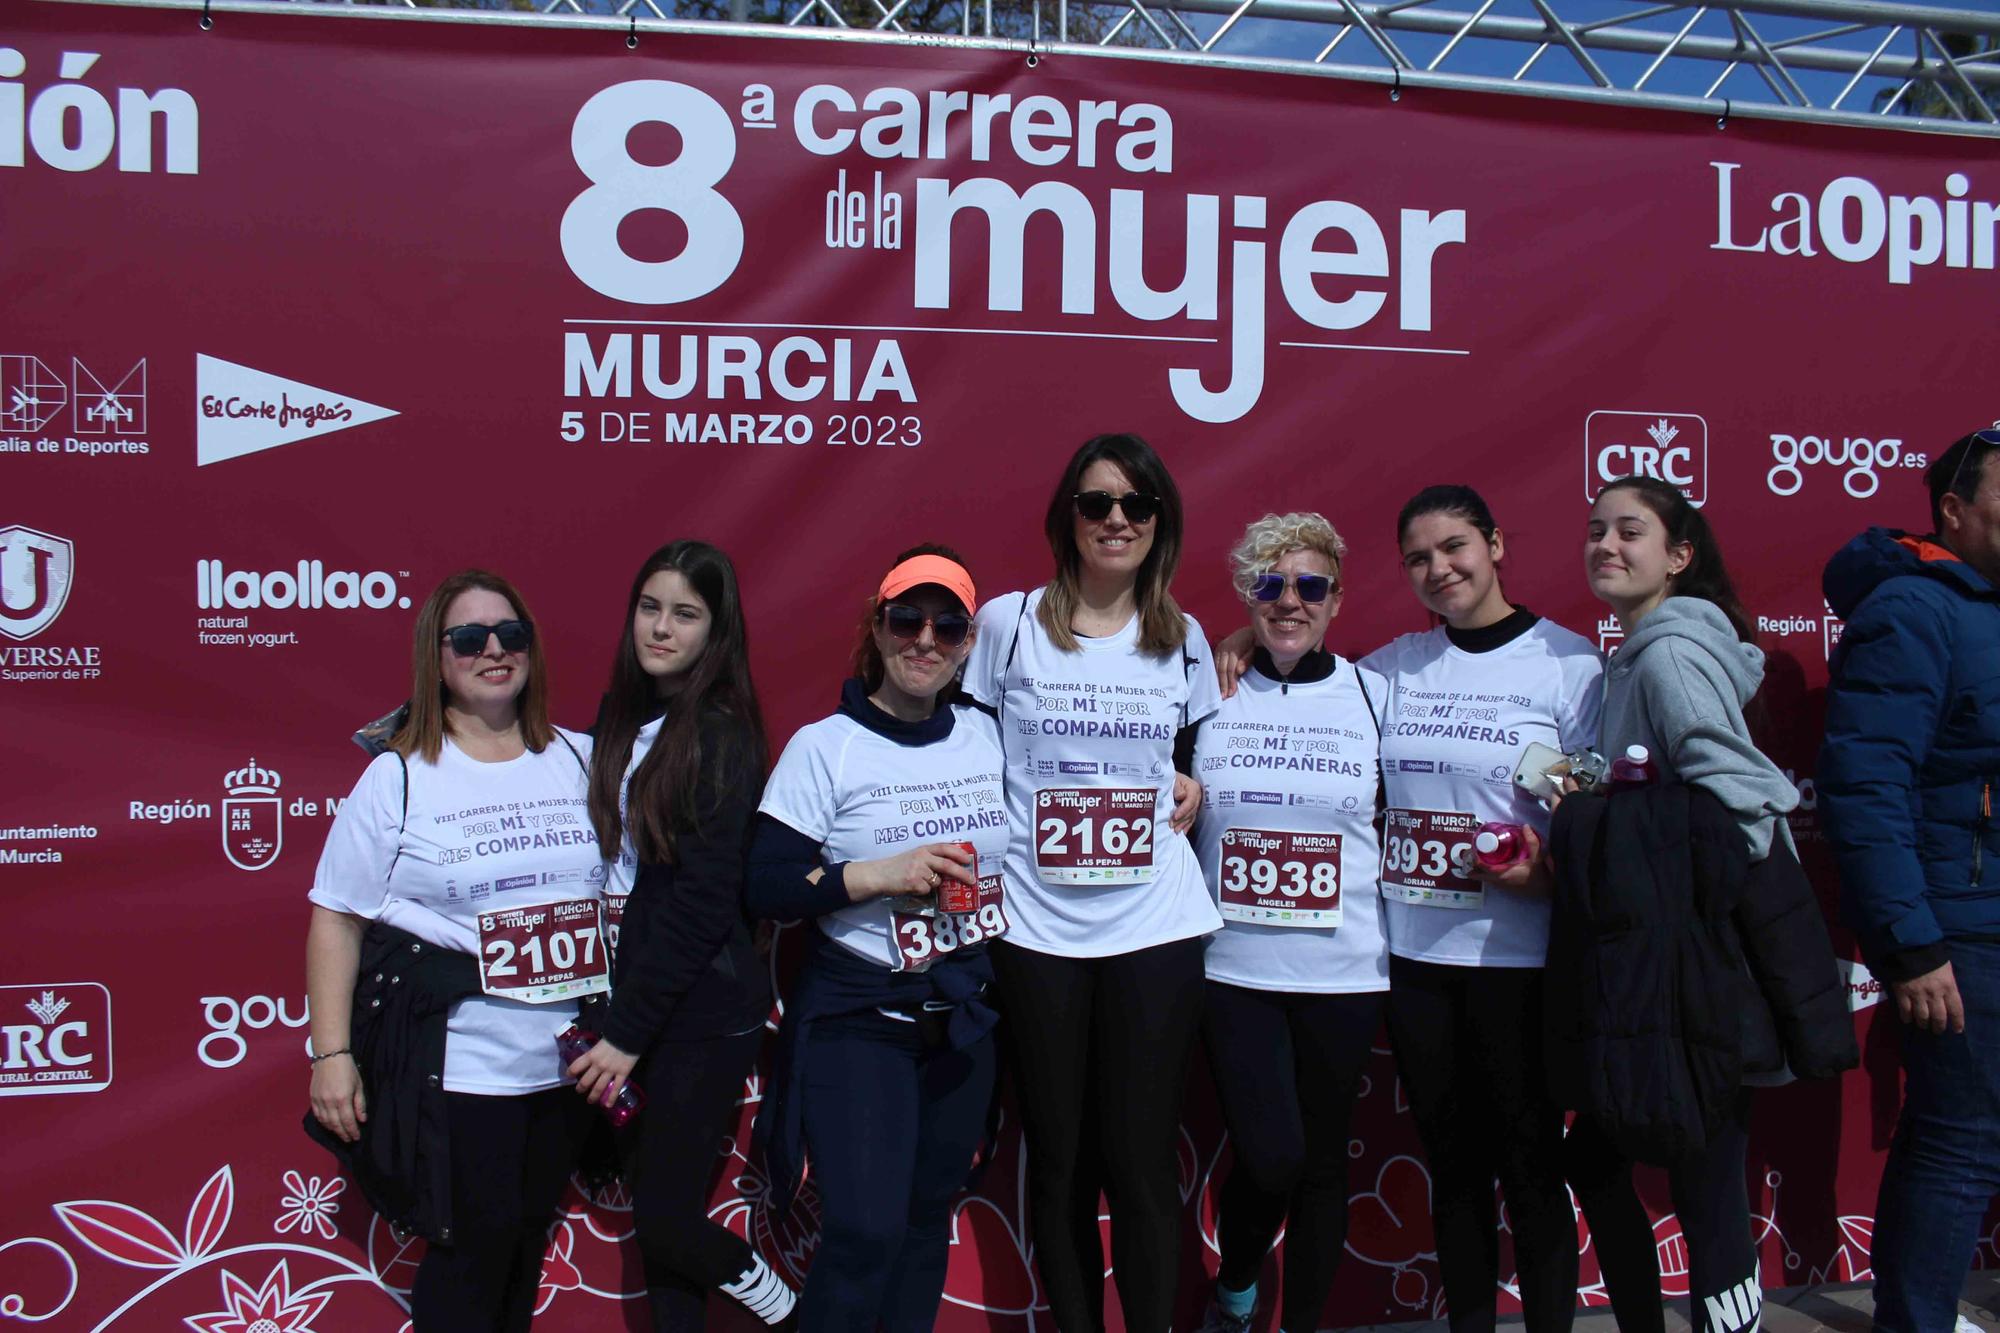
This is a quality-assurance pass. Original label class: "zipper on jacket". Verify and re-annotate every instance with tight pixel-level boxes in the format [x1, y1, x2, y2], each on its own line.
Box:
[1975, 780, 1991, 888]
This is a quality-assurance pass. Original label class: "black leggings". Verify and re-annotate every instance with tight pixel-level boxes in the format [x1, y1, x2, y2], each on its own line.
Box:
[630, 1026, 765, 1333]
[1384, 956, 1578, 1333]
[412, 1087, 591, 1333]
[1203, 982, 1382, 1332]
[991, 936, 1207, 1333]
[1565, 1094, 1760, 1333]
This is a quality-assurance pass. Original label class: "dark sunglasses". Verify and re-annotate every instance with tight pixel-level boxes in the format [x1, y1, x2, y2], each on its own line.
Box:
[1073, 491, 1162, 525]
[1251, 572, 1335, 604]
[879, 603, 973, 648]
[441, 620, 533, 657]
[1943, 427, 2000, 499]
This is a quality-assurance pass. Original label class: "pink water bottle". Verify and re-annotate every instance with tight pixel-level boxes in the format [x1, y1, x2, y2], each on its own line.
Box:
[1608, 744, 1658, 790]
[1473, 823, 1531, 871]
[556, 1025, 646, 1127]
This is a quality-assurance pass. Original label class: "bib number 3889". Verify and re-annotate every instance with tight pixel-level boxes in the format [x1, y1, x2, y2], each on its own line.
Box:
[1034, 787, 1156, 885]
[893, 875, 1009, 973]
[477, 899, 611, 1003]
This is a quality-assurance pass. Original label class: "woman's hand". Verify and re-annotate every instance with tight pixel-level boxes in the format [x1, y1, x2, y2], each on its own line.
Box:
[1170, 773, 1203, 834]
[846, 842, 977, 902]
[569, 1038, 639, 1109]
[309, 1054, 367, 1143]
[1464, 825, 1555, 897]
[1214, 627, 1255, 700]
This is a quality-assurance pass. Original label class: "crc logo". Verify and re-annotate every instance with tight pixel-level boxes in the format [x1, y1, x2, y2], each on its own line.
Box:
[1585, 411, 1707, 508]
[0, 524, 73, 640]
[0, 355, 146, 435]
[0, 983, 112, 1096]
[198, 993, 309, 1069]
[1766, 434, 1925, 500]
[222, 758, 282, 872]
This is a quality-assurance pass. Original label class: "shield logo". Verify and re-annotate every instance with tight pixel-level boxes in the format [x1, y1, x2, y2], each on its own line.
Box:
[221, 758, 284, 872]
[0, 525, 74, 641]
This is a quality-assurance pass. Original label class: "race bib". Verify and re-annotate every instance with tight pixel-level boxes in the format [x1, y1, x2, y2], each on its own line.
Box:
[1034, 787, 1156, 885]
[892, 874, 1009, 972]
[602, 889, 629, 954]
[476, 899, 611, 1002]
[1381, 808, 1482, 908]
[1217, 828, 1343, 927]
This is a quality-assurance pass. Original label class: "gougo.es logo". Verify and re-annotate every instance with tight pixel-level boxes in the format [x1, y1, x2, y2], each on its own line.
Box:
[1766, 433, 1927, 499]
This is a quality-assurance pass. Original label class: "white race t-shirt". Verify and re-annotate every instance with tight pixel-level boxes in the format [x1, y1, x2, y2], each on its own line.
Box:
[310, 730, 605, 1094]
[1361, 621, 1603, 968]
[1192, 656, 1391, 993]
[759, 705, 1011, 972]
[964, 588, 1224, 957]
[602, 715, 660, 955]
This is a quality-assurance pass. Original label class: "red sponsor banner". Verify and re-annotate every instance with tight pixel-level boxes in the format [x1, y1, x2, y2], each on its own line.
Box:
[3, 0, 1996, 1326]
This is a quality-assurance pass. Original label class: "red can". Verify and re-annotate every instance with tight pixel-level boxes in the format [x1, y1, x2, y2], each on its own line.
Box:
[936, 841, 981, 915]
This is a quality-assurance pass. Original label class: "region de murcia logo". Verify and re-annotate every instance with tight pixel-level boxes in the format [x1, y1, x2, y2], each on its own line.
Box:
[0, 982, 113, 1096]
[1585, 410, 1708, 508]
[0, 524, 74, 640]
[222, 758, 282, 872]
[1823, 600, 1845, 662]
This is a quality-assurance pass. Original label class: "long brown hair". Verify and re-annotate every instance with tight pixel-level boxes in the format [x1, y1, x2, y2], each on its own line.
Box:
[392, 569, 553, 763]
[1598, 475, 1756, 644]
[1037, 433, 1188, 656]
[588, 541, 766, 866]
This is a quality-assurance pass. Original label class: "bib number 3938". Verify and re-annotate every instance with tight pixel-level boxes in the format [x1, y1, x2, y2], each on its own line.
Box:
[477, 899, 611, 1003]
[1380, 808, 1482, 909]
[893, 875, 1009, 973]
[1034, 787, 1156, 885]
[1218, 828, 1342, 927]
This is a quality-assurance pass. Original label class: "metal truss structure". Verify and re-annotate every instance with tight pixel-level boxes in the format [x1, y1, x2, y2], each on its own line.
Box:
[116, 0, 2000, 136]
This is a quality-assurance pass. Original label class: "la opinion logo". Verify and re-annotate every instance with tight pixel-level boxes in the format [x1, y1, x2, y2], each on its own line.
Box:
[0, 524, 73, 640]
[222, 758, 282, 872]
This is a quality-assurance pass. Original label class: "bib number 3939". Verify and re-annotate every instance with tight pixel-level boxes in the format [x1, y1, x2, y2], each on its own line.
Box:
[893, 875, 1009, 973]
[1218, 828, 1342, 927]
[477, 899, 611, 1003]
[1380, 808, 1482, 909]
[1034, 787, 1156, 885]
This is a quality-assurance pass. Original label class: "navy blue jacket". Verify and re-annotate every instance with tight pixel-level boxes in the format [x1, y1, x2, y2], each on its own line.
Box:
[1820, 527, 2000, 980]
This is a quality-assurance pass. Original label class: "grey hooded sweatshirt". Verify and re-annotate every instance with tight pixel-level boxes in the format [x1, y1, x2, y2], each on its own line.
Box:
[1600, 596, 1798, 860]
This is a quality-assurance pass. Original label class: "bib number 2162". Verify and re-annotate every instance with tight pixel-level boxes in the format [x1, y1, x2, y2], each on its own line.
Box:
[1035, 787, 1155, 885]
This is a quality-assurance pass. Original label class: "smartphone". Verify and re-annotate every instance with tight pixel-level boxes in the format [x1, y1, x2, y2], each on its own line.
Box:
[1511, 742, 1570, 802]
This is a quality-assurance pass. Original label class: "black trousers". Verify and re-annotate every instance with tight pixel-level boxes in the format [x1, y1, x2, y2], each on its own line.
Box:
[631, 1026, 766, 1333]
[1203, 982, 1382, 1332]
[991, 936, 1207, 1333]
[411, 1087, 591, 1333]
[1384, 955, 1578, 1333]
[1565, 1093, 1760, 1333]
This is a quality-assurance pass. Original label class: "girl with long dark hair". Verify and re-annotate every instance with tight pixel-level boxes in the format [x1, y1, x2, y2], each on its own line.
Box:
[569, 540, 796, 1331]
[964, 433, 1218, 1333]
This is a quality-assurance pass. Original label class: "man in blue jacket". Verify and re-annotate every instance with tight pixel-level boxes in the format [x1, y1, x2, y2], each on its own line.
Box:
[1820, 426, 2000, 1333]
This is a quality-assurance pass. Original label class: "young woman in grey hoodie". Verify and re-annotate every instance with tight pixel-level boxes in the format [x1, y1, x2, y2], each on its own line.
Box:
[1564, 475, 1799, 1333]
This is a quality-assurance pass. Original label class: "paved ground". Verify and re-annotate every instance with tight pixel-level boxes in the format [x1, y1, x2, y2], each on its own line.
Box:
[1344, 1270, 2000, 1331]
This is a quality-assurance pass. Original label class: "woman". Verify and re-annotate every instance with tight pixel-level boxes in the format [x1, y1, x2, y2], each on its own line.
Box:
[567, 540, 795, 1331]
[1189, 513, 1390, 1333]
[1560, 475, 1843, 1333]
[306, 570, 599, 1331]
[747, 544, 1008, 1332]
[962, 433, 1218, 1333]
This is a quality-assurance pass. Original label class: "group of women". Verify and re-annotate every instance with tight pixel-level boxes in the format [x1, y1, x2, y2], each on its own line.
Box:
[304, 431, 1841, 1333]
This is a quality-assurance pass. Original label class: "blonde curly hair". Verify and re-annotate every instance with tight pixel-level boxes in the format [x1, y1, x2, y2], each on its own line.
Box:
[1228, 512, 1347, 599]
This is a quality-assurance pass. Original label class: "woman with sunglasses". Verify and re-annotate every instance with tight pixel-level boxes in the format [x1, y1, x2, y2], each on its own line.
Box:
[1218, 484, 1597, 1331]
[962, 433, 1220, 1333]
[1187, 513, 1390, 1333]
[568, 540, 797, 1332]
[306, 570, 600, 1330]
[747, 544, 1008, 1332]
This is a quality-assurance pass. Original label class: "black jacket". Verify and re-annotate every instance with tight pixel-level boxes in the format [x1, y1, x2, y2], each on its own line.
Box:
[303, 922, 481, 1244]
[601, 708, 772, 1053]
[1546, 783, 1855, 1165]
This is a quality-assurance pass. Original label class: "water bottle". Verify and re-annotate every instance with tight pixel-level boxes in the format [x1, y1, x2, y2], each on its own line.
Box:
[1608, 744, 1658, 790]
[1473, 822, 1531, 871]
[556, 1025, 646, 1127]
